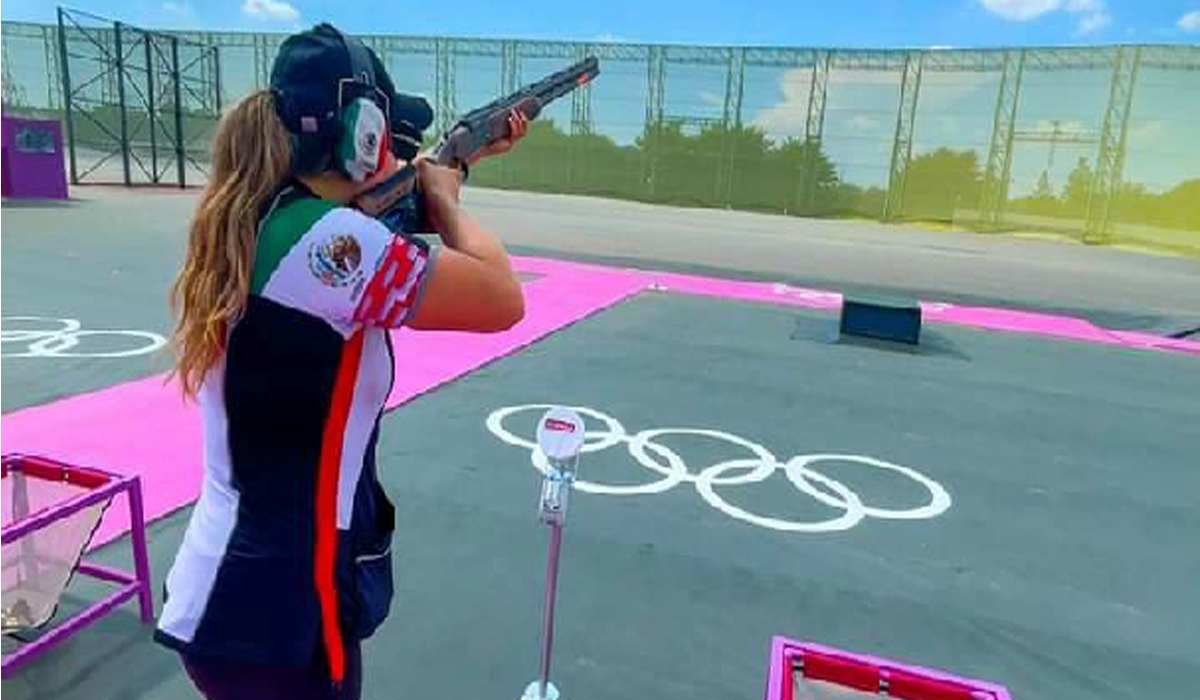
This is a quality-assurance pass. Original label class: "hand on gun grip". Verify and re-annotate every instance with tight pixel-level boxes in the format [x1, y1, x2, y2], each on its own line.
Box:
[470, 110, 531, 163]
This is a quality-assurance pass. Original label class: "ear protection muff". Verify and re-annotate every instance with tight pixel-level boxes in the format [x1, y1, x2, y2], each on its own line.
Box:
[334, 95, 390, 182]
[272, 24, 392, 182]
[332, 27, 390, 182]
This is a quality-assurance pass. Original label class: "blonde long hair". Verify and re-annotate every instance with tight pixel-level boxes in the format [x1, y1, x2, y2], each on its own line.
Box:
[169, 90, 293, 399]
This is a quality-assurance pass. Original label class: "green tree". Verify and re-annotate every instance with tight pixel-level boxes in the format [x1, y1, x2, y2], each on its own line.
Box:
[1062, 157, 1094, 215]
[772, 138, 841, 215]
[1032, 171, 1055, 200]
[900, 147, 984, 221]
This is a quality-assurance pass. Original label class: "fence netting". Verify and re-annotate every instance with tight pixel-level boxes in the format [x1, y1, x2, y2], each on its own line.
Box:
[4, 16, 1197, 250]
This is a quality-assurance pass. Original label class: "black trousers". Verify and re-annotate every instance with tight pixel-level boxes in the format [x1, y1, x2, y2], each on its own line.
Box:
[181, 641, 362, 700]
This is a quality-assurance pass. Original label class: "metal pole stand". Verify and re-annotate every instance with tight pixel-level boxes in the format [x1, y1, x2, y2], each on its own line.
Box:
[520, 408, 585, 700]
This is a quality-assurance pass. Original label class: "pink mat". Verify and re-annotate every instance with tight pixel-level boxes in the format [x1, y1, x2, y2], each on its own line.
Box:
[1, 259, 644, 550]
[3, 255, 1196, 550]
[594, 262, 1200, 355]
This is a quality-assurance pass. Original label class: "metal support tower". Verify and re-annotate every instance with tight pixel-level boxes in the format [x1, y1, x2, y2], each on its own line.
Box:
[254, 33, 270, 89]
[718, 47, 746, 204]
[883, 52, 923, 221]
[722, 47, 745, 128]
[435, 39, 457, 133]
[570, 44, 593, 135]
[980, 49, 1026, 230]
[796, 49, 831, 213]
[500, 40, 521, 95]
[646, 45, 666, 127]
[113, 22, 132, 186]
[56, 8, 78, 184]
[642, 45, 667, 197]
[1084, 45, 1141, 244]
[44, 25, 63, 109]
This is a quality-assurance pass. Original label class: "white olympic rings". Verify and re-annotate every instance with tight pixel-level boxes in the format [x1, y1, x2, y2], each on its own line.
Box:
[486, 405, 952, 533]
[1, 316, 167, 358]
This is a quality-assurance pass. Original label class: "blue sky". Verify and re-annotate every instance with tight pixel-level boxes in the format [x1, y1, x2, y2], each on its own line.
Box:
[4, 0, 1200, 45]
[4, 0, 1198, 194]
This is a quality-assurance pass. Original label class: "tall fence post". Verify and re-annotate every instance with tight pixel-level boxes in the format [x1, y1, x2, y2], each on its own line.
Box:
[798, 49, 831, 215]
[172, 36, 186, 188]
[113, 21, 132, 186]
[1084, 45, 1141, 244]
[213, 44, 223, 113]
[56, 8, 79, 185]
[145, 34, 158, 184]
[642, 45, 666, 200]
[980, 49, 1026, 231]
[883, 51, 923, 221]
[719, 47, 745, 207]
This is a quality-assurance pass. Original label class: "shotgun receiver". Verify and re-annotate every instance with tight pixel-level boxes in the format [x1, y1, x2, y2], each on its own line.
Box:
[354, 55, 600, 233]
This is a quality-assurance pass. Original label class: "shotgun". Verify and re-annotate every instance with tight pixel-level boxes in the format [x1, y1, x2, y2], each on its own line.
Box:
[354, 55, 600, 234]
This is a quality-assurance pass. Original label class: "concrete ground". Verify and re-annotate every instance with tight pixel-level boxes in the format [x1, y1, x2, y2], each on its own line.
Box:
[4, 185, 1199, 331]
[3, 187, 1199, 700]
[4, 295, 1198, 700]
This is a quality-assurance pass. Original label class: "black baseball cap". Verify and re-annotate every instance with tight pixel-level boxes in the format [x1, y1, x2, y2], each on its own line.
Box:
[270, 23, 433, 160]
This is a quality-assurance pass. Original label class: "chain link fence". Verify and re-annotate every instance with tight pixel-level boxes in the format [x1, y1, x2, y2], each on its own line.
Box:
[3, 13, 1198, 250]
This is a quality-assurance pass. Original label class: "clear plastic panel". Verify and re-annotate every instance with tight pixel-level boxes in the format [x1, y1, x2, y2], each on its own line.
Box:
[2, 470, 109, 633]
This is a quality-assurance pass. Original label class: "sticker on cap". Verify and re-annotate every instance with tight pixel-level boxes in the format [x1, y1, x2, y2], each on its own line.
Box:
[536, 407, 586, 461]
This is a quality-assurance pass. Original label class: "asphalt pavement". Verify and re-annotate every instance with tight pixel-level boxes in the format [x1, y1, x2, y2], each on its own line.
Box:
[5, 293, 1196, 700]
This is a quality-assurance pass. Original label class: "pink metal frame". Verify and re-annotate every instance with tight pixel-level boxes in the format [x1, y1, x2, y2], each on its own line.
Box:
[1, 453, 153, 677]
[764, 636, 1013, 700]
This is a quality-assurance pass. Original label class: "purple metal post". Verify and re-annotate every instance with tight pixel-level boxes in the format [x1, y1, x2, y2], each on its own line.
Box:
[537, 523, 564, 698]
[1, 455, 155, 678]
[125, 475, 155, 622]
[522, 408, 585, 700]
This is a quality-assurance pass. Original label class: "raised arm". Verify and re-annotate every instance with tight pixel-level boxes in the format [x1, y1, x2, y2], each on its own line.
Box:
[351, 157, 524, 333]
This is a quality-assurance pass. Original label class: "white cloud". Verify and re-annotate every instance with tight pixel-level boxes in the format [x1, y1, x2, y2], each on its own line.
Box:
[750, 68, 811, 138]
[978, 0, 1060, 21]
[1179, 10, 1200, 32]
[698, 91, 724, 108]
[1076, 9, 1111, 34]
[1128, 120, 1164, 145]
[749, 67, 992, 140]
[978, 0, 1110, 35]
[158, 1, 198, 27]
[849, 115, 881, 132]
[162, 1, 193, 18]
[242, 0, 300, 22]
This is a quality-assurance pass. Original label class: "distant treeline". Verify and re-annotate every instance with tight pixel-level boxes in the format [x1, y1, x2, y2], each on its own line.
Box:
[1007, 157, 1200, 233]
[8, 103, 1197, 234]
[468, 120, 1200, 232]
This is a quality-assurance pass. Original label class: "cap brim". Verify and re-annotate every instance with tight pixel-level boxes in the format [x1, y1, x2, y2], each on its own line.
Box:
[391, 92, 434, 133]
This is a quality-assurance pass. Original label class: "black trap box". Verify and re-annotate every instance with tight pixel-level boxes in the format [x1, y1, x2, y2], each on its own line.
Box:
[839, 294, 922, 345]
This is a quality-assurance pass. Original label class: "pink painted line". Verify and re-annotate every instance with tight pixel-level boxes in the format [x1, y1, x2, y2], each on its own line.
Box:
[385, 257, 643, 407]
[2, 255, 1196, 552]
[1, 261, 643, 550]
[572, 260, 1200, 356]
[1107, 330, 1200, 354]
[2, 375, 203, 551]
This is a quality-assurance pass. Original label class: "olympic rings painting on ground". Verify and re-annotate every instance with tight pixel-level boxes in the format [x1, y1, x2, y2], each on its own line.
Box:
[1, 316, 167, 358]
[486, 404, 952, 533]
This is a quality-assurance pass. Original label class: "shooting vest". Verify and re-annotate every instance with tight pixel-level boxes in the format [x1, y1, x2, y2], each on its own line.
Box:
[155, 181, 431, 683]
